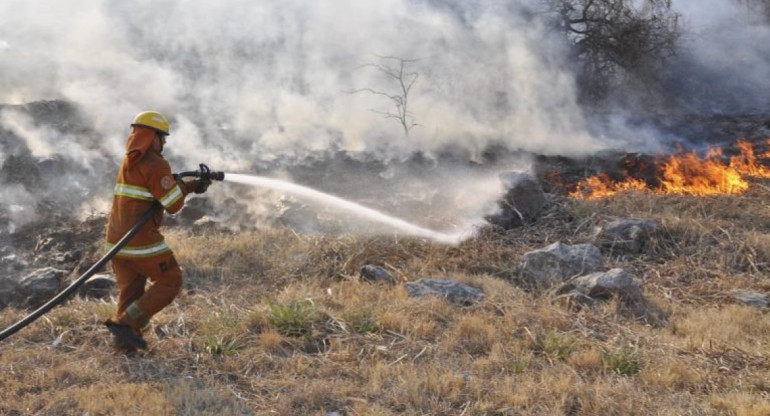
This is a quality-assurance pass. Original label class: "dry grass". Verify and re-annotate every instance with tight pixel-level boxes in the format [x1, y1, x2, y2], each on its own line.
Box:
[2, 181, 770, 415]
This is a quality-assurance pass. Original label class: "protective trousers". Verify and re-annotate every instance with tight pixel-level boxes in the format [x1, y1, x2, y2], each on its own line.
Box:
[109, 252, 183, 334]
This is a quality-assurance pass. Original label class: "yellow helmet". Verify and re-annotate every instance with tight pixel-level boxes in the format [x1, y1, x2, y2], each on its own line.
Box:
[131, 111, 170, 135]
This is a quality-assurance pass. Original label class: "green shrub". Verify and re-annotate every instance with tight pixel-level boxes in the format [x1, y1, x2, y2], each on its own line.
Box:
[543, 331, 577, 361]
[349, 310, 379, 335]
[604, 348, 642, 376]
[269, 300, 317, 337]
[203, 335, 239, 356]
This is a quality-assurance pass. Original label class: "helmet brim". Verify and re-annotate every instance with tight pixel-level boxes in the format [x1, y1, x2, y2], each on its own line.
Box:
[132, 123, 169, 136]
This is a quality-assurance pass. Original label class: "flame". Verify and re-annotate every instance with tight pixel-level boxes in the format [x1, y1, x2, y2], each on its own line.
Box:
[570, 140, 770, 199]
[569, 173, 648, 199]
[731, 139, 770, 178]
[658, 152, 748, 196]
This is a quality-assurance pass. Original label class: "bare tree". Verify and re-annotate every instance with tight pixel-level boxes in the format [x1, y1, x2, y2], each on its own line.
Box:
[349, 56, 420, 137]
[543, 0, 680, 104]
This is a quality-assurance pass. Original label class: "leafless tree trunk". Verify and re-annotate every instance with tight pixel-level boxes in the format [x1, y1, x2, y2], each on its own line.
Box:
[349, 56, 421, 137]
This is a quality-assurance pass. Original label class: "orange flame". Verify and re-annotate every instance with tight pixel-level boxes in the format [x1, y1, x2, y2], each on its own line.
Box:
[570, 140, 769, 199]
[658, 152, 748, 196]
[731, 139, 770, 178]
[569, 173, 648, 199]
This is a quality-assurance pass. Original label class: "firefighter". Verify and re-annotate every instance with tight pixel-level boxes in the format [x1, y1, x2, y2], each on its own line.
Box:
[103, 111, 209, 352]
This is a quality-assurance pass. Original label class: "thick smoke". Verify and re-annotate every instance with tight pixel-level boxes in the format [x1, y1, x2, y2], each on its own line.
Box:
[0, 0, 603, 160]
[0, 0, 766, 235]
[670, 0, 770, 114]
[0, 0, 589, 233]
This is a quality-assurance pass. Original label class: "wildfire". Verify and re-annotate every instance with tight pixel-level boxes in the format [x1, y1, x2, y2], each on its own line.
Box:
[730, 139, 770, 178]
[569, 139, 770, 199]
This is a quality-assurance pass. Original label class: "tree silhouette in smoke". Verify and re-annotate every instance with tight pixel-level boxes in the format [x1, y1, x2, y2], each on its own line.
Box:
[349, 56, 421, 138]
[734, 0, 770, 23]
[542, 0, 681, 105]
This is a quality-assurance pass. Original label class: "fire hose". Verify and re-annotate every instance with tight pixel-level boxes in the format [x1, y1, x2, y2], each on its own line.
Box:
[0, 164, 224, 342]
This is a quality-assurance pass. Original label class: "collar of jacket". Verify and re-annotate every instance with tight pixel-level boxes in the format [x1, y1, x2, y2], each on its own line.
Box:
[125, 126, 159, 168]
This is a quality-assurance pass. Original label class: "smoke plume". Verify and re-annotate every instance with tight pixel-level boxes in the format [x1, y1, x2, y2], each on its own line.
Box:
[0, 0, 766, 235]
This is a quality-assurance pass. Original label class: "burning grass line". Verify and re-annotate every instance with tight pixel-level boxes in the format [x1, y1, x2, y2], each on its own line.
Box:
[570, 139, 770, 200]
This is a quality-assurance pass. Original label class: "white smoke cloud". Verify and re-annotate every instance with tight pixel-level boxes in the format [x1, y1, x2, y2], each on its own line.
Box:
[1, 0, 763, 237]
[0, 0, 611, 164]
[671, 0, 770, 113]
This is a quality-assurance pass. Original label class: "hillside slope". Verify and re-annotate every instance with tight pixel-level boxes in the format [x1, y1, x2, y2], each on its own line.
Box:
[1, 179, 769, 415]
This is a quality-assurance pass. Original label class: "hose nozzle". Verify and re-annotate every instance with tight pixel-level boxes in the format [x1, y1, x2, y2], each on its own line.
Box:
[198, 163, 225, 181]
[177, 163, 225, 181]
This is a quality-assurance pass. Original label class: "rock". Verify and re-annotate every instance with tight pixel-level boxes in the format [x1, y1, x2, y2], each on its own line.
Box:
[593, 219, 659, 253]
[557, 268, 642, 301]
[360, 265, 396, 285]
[405, 278, 484, 306]
[485, 171, 548, 230]
[733, 291, 769, 308]
[18, 267, 67, 304]
[518, 242, 603, 289]
[78, 273, 116, 299]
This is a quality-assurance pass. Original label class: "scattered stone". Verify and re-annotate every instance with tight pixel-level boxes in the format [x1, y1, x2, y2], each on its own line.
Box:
[360, 265, 396, 285]
[733, 291, 769, 308]
[405, 278, 484, 306]
[485, 171, 548, 230]
[78, 273, 116, 299]
[557, 268, 642, 302]
[18, 267, 67, 304]
[518, 242, 603, 289]
[593, 218, 659, 254]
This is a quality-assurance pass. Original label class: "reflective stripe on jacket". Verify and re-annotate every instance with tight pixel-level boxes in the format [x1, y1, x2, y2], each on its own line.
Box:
[105, 126, 196, 258]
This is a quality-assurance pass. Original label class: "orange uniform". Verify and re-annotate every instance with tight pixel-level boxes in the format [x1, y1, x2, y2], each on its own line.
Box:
[105, 126, 197, 336]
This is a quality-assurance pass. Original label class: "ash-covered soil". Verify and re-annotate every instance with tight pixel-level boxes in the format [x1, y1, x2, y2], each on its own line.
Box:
[1, 100, 768, 298]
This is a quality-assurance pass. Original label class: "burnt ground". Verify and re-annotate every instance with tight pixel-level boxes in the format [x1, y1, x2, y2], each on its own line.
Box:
[0, 100, 768, 309]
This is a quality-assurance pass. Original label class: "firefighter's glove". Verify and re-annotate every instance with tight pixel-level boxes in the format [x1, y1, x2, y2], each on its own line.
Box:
[194, 178, 211, 194]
